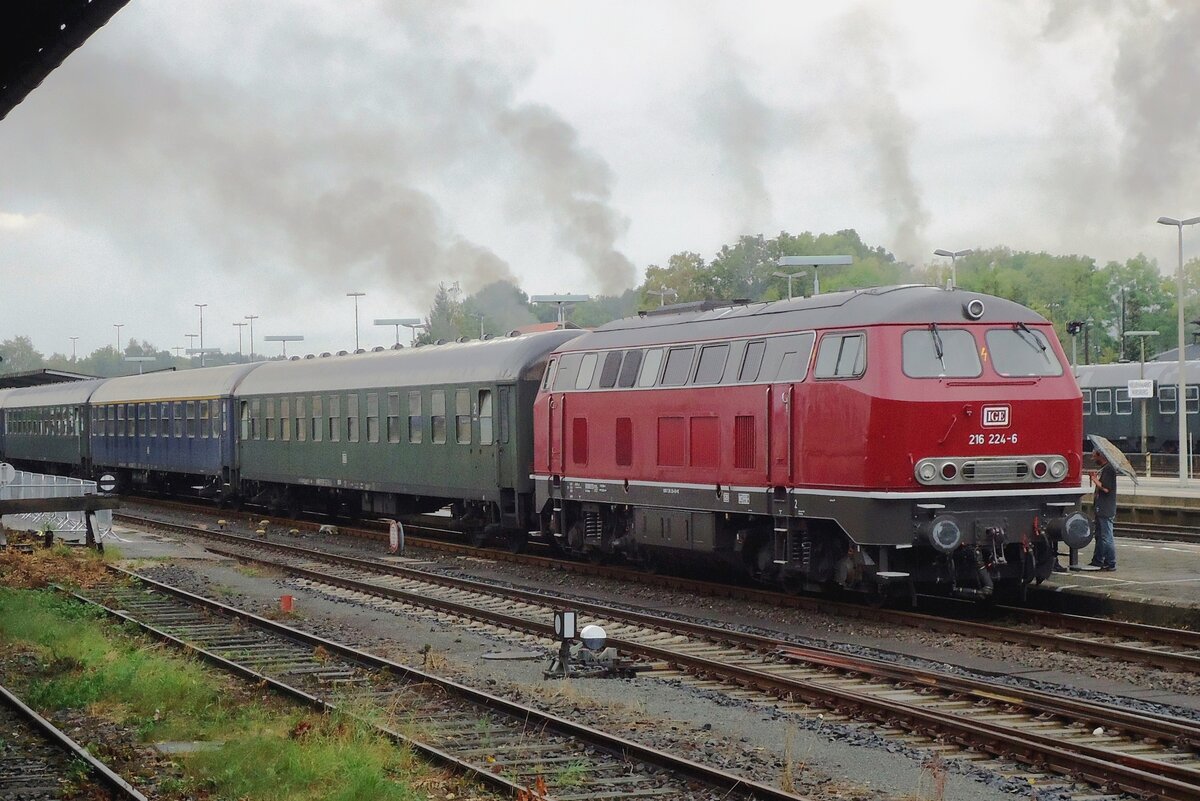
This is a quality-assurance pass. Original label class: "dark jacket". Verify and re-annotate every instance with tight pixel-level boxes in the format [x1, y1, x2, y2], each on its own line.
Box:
[1094, 463, 1117, 519]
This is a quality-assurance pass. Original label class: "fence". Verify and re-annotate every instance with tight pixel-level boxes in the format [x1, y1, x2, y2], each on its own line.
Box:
[0, 463, 112, 540]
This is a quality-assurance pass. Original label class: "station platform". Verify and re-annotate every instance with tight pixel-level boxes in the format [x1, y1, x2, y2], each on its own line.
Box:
[1037, 477, 1200, 626]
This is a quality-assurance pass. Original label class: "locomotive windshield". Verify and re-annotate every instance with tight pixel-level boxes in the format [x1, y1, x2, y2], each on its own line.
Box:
[902, 328, 981, 377]
[986, 326, 1064, 377]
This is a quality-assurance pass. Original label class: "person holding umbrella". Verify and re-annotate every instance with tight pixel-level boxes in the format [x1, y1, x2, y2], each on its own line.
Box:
[1088, 447, 1118, 571]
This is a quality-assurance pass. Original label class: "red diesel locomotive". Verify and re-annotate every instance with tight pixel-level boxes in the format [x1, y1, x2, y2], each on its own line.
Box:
[532, 285, 1091, 599]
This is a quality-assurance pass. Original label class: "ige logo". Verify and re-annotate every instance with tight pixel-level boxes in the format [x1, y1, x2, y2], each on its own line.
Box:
[981, 405, 1010, 428]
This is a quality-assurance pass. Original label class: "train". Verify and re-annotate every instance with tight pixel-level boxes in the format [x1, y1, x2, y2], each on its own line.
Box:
[1075, 359, 1200, 454]
[0, 284, 1091, 600]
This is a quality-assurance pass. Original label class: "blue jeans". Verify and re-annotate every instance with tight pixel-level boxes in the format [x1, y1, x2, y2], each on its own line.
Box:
[1091, 516, 1116, 568]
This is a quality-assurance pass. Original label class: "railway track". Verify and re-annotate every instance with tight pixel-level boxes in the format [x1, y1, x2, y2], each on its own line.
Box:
[0, 682, 148, 801]
[67, 565, 802, 801]
[1117, 521, 1200, 544]
[117, 512, 1200, 799]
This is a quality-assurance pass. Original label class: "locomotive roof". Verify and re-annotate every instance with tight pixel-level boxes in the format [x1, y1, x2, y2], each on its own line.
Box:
[555, 285, 1047, 351]
[90, 363, 263, 403]
[235, 330, 583, 396]
[0, 378, 109, 409]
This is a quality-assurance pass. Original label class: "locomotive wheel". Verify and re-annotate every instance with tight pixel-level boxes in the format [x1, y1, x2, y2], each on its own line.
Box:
[506, 530, 528, 554]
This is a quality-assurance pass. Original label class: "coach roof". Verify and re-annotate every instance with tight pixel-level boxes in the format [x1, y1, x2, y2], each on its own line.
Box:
[235, 330, 583, 396]
[555, 285, 1046, 352]
[90, 363, 263, 403]
[0, 378, 109, 409]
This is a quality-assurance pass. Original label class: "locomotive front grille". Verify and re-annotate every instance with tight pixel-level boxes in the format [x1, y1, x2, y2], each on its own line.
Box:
[961, 460, 1029, 483]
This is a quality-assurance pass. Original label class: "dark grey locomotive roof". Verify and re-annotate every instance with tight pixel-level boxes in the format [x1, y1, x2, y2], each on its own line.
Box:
[235, 330, 583, 396]
[0, 378, 110, 409]
[555, 285, 1047, 352]
[91, 363, 264, 403]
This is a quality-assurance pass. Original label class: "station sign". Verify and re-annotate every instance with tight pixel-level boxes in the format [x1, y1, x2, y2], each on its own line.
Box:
[1127, 379, 1155, 399]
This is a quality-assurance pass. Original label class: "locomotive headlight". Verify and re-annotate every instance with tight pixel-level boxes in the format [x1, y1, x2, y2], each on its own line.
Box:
[963, 298, 986, 320]
[1049, 458, 1068, 479]
[1032, 460, 1048, 478]
[940, 462, 958, 481]
[921, 515, 963, 554]
[915, 461, 937, 483]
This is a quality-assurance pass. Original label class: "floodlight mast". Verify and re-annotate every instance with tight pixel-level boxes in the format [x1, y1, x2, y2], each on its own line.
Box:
[531, 294, 590, 325]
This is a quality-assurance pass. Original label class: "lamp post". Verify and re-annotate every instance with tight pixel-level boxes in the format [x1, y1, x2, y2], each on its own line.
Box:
[1158, 215, 1200, 482]
[772, 270, 807, 300]
[245, 315, 259, 360]
[1124, 330, 1159, 456]
[69, 336, 78, 361]
[648, 285, 678, 307]
[113, 324, 123, 353]
[124, 355, 155, 375]
[194, 303, 207, 367]
[347, 292, 366, 351]
[776, 255, 853, 295]
[933, 248, 973, 289]
[374, 318, 422, 347]
[185, 333, 198, 360]
[232, 322, 247, 356]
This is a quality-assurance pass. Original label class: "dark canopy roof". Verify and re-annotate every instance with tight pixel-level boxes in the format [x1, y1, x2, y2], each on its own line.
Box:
[0, 368, 98, 389]
[1, 0, 130, 121]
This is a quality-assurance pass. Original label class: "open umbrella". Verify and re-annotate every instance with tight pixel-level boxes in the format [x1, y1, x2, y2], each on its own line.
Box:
[1087, 433, 1139, 485]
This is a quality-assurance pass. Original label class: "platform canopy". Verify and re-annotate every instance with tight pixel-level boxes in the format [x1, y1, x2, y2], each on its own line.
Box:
[1, 0, 131, 122]
[0, 368, 98, 389]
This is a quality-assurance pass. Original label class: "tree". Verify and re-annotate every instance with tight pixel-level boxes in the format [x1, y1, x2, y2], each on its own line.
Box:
[0, 336, 45, 373]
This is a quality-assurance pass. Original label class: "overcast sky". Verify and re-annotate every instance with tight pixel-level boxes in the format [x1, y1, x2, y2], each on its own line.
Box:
[2, 0, 1199, 358]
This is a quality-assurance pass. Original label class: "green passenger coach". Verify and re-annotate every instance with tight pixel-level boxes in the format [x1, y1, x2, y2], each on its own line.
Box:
[234, 330, 582, 542]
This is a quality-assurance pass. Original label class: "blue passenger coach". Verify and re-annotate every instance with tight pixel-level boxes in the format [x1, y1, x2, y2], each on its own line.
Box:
[89, 364, 262, 494]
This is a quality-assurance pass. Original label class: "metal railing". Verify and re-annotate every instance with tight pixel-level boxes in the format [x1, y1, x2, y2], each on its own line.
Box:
[0, 464, 112, 539]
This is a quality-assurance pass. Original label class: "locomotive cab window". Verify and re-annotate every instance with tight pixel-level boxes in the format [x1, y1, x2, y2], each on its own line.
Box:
[901, 328, 977, 378]
[1094, 388, 1112, 415]
[541, 358, 557, 391]
[816, 332, 867, 379]
[985, 326, 1064, 377]
[1115, 388, 1132, 415]
[552, 353, 583, 391]
[661, 346, 695, 386]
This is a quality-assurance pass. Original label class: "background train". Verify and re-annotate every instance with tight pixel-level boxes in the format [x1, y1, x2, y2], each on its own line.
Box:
[0, 285, 1090, 599]
[1076, 359, 1200, 454]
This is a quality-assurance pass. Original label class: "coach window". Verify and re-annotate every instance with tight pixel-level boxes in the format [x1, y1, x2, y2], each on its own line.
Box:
[901, 328, 977, 378]
[1081, 389, 1092, 416]
[638, 348, 664, 387]
[251, 399, 262, 440]
[386, 393, 400, 443]
[1115, 388, 1132, 415]
[814, 332, 867, 379]
[200, 400, 210, 438]
[1094, 388, 1112, 415]
[296, 396, 307, 442]
[172, 402, 182, 437]
[312, 396, 323, 442]
[986, 327, 1064, 377]
[240, 402, 250, 440]
[661, 346, 696, 387]
[598, 351, 623, 388]
[212, 400, 221, 437]
[280, 398, 291, 441]
[160, 403, 170, 437]
[478, 390, 493, 445]
[408, 391, 423, 443]
[617, 350, 642, 388]
[575, 353, 599, 390]
[328, 396, 341, 442]
[693, 343, 729, 385]
[366, 393, 379, 443]
[431, 390, 446, 444]
[266, 398, 276, 441]
[551, 353, 582, 392]
[541, 358, 557, 391]
[1189, 386, 1200, 414]
[347, 394, 360, 442]
[1159, 386, 1177, 415]
[138, 404, 147, 436]
[148, 403, 157, 437]
[738, 340, 766, 382]
[497, 387, 510, 443]
[454, 389, 471, 444]
[117, 405, 125, 437]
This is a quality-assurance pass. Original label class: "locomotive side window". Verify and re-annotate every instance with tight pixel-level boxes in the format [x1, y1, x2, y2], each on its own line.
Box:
[638, 348, 664, 387]
[598, 351, 623, 388]
[1081, 389, 1092, 415]
[738, 340, 766, 382]
[617, 350, 642, 388]
[693, 344, 729, 384]
[541, 358, 557, 391]
[1115, 388, 1132, 415]
[816, 332, 867, 378]
[762, 333, 816, 381]
[661, 346, 696, 386]
[901, 328, 976, 378]
[575, 353, 599, 390]
[552, 353, 583, 391]
[1160, 386, 1177, 415]
[1094, 388, 1112, 415]
[985, 327, 1064, 377]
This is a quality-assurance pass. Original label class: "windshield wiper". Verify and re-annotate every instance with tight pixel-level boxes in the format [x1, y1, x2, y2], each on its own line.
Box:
[1013, 322, 1049, 359]
[930, 323, 946, 371]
